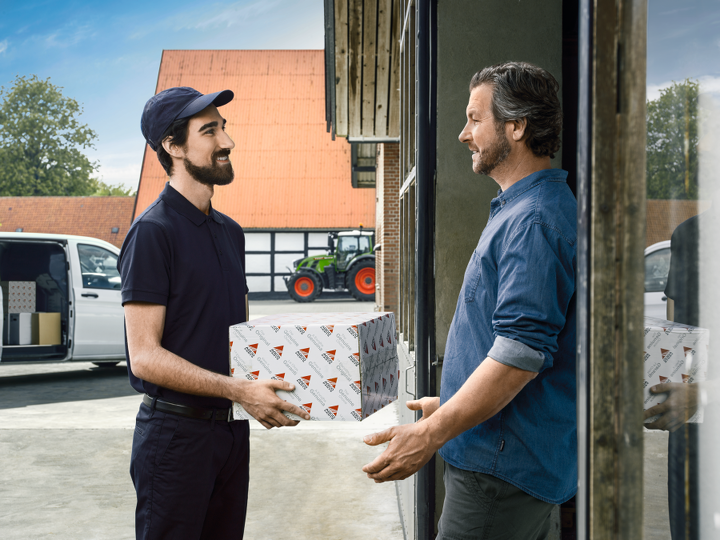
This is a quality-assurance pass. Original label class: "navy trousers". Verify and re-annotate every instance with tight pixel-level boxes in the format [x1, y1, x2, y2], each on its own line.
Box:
[130, 402, 250, 540]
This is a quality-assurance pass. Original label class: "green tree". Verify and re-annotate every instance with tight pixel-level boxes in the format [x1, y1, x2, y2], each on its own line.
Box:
[646, 79, 699, 200]
[92, 180, 136, 197]
[0, 75, 99, 196]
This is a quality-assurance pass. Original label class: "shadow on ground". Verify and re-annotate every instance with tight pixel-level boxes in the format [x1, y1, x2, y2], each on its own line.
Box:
[0, 365, 134, 409]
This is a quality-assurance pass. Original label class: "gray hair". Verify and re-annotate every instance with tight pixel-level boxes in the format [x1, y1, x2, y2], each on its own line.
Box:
[470, 62, 562, 158]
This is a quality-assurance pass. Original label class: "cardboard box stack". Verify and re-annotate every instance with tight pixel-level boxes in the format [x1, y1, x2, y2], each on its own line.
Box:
[643, 316, 708, 423]
[230, 312, 398, 421]
[1, 280, 61, 348]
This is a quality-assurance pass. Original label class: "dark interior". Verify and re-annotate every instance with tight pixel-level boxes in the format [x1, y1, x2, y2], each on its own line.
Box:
[0, 240, 69, 361]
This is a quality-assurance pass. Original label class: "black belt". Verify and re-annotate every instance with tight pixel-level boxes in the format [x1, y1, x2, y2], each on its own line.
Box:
[143, 394, 231, 422]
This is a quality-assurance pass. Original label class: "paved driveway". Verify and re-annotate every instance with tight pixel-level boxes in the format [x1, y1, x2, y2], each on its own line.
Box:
[0, 298, 404, 540]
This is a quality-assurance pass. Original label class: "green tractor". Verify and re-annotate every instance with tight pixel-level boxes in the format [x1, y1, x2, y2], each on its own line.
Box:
[284, 229, 375, 302]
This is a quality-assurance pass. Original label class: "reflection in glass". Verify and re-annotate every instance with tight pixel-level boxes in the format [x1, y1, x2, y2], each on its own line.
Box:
[644, 2, 720, 539]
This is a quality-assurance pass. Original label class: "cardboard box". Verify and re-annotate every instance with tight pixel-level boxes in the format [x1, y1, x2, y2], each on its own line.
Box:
[643, 316, 708, 423]
[230, 312, 398, 421]
[8, 312, 32, 345]
[7, 281, 36, 313]
[32, 313, 61, 346]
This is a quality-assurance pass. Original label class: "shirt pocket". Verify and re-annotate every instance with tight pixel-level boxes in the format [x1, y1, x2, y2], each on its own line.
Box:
[464, 251, 483, 303]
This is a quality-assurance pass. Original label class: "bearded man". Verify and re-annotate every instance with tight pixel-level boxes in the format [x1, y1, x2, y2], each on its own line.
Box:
[363, 63, 577, 539]
[118, 87, 310, 540]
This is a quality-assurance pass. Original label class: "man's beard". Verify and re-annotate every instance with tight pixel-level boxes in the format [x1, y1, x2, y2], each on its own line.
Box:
[474, 123, 511, 176]
[183, 150, 234, 186]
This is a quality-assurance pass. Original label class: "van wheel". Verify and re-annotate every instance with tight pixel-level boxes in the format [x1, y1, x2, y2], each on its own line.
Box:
[93, 362, 120, 368]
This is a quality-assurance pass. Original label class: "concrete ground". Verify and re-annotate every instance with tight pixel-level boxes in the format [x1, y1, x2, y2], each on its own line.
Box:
[644, 429, 672, 540]
[0, 297, 404, 540]
[0, 294, 677, 539]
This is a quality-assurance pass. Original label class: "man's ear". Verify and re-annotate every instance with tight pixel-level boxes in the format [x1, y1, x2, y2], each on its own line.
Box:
[510, 118, 527, 142]
[161, 136, 184, 158]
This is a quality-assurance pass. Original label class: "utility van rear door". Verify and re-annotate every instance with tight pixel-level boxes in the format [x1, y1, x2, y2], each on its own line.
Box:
[70, 240, 125, 360]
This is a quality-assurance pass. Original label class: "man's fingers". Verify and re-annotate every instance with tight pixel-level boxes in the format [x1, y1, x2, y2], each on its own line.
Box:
[362, 453, 390, 474]
[650, 382, 680, 394]
[644, 403, 667, 419]
[268, 379, 296, 392]
[406, 400, 421, 411]
[363, 428, 394, 447]
[368, 468, 411, 483]
[279, 400, 311, 421]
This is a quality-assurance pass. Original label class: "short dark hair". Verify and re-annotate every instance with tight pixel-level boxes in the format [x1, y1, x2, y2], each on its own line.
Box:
[470, 62, 562, 159]
[156, 116, 191, 175]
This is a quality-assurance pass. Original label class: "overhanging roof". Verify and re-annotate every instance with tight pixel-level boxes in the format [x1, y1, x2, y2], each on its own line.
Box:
[324, 0, 402, 141]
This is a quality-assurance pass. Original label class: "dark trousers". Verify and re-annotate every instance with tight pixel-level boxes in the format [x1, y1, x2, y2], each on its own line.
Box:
[437, 462, 555, 540]
[668, 423, 699, 540]
[130, 402, 250, 540]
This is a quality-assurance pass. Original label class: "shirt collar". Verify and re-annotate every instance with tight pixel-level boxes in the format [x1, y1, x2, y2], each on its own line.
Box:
[159, 182, 224, 226]
[495, 168, 568, 204]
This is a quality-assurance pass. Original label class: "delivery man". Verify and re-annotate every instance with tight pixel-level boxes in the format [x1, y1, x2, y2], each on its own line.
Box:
[119, 86, 310, 540]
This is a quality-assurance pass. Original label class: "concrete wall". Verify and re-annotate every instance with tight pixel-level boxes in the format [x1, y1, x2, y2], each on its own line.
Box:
[434, 0, 564, 355]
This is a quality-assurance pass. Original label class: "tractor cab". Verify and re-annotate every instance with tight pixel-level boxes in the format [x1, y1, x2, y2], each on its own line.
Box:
[333, 231, 373, 271]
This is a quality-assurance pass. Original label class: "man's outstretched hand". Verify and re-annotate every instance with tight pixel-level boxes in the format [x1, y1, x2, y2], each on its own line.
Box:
[362, 397, 441, 483]
[644, 382, 699, 432]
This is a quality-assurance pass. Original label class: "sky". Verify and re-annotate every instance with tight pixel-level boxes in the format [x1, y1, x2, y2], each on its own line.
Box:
[0, 0, 324, 191]
[646, 0, 720, 100]
[0, 0, 718, 191]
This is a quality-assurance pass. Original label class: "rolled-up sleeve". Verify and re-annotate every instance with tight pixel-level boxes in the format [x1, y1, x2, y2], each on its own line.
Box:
[118, 221, 171, 306]
[491, 223, 575, 372]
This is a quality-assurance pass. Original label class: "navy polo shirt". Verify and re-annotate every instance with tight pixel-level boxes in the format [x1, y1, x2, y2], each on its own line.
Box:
[118, 182, 248, 409]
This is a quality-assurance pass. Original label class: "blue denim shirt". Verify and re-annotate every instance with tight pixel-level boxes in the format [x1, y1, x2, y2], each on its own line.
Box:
[438, 168, 577, 504]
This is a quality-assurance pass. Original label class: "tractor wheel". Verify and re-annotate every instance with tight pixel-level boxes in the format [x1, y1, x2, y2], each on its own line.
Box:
[346, 260, 376, 301]
[287, 272, 322, 302]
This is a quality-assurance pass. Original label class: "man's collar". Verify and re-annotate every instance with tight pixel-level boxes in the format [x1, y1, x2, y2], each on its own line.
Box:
[160, 182, 224, 226]
[496, 168, 568, 202]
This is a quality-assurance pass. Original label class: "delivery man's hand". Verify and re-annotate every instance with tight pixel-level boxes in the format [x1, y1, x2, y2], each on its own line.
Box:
[406, 396, 441, 421]
[362, 420, 440, 483]
[644, 382, 699, 432]
[233, 379, 311, 430]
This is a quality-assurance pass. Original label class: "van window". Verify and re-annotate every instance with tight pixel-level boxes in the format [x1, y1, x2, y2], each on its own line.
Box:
[644, 247, 671, 293]
[78, 244, 121, 290]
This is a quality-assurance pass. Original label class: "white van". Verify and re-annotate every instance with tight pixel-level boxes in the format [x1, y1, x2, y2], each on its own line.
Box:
[0, 232, 125, 366]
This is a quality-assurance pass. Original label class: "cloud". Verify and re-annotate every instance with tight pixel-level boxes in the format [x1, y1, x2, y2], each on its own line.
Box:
[172, 0, 282, 30]
[34, 24, 95, 49]
[647, 76, 720, 101]
[0, 39, 7, 55]
[89, 143, 145, 192]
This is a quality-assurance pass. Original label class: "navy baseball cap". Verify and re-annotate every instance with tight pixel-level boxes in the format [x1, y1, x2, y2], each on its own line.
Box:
[141, 87, 234, 151]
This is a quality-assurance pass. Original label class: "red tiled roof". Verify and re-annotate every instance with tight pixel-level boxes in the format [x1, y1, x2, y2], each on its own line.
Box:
[0, 197, 135, 248]
[135, 50, 376, 229]
[646, 199, 710, 247]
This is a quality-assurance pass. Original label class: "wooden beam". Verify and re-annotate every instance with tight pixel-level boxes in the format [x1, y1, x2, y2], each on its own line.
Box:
[334, 0, 349, 138]
[388, 0, 401, 138]
[361, 0, 378, 136]
[374, 0, 392, 137]
[348, 0, 363, 138]
[585, 0, 647, 538]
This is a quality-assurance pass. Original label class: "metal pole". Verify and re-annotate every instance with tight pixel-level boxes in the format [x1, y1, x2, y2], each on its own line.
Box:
[415, 0, 436, 538]
[575, 0, 592, 537]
